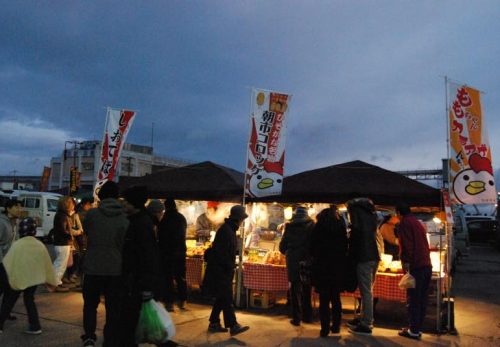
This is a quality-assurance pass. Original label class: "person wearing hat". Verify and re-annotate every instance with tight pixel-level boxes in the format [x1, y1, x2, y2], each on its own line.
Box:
[0, 217, 58, 334]
[279, 206, 315, 326]
[146, 199, 165, 239]
[195, 201, 220, 242]
[120, 186, 161, 346]
[204, 205, 249, 336]
[80, 180, 129, 347]
[158, 198, 188, 312]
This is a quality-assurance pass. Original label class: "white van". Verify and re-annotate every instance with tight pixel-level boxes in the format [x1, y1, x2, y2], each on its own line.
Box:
[17, 192, 62, 238]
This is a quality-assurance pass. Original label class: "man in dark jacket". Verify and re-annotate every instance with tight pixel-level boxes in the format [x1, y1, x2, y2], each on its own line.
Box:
[396, 203, 432, 340]
[158, 198, 188, 312]
[346, 198, 380, 336]
[120, 186, 161, 347]
[279, 206, 314, 326]
[81, 181, 129, 347]
[204, 205, 249, 336]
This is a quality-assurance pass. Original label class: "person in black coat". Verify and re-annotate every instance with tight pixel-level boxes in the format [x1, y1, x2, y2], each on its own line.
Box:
[120, 186, 160, 347]
[310, 205, 348, 337]
[279, 206, 315, 326]
[203, 205, 249, 337]
[158, 198, 188, 311]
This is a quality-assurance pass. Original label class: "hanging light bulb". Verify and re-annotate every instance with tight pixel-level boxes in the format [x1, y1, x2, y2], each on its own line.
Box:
[284, 206, 293, 220]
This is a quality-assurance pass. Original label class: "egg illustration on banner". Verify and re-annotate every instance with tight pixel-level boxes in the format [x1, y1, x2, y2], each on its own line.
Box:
[452, 153, 496, 204]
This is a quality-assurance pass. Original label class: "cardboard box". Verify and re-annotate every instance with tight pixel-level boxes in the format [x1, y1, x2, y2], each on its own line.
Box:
[249, 290, 275, 309]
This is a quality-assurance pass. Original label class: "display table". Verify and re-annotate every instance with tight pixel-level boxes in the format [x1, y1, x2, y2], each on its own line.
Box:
[186, 257, 204, 288]
[242, 262, 408, 302]
[242, 262, 289, 291]
[343, 272, 406, 302]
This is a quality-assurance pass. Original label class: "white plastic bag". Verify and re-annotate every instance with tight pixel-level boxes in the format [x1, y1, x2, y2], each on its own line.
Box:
[135, 299, 176, 343]
[398, 272, 416, 289]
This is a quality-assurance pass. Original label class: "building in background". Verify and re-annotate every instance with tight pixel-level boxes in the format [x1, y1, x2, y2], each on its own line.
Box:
[47, 140, 192, 193]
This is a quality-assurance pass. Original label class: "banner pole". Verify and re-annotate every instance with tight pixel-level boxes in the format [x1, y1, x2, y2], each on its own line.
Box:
[235, 88, 255, 308]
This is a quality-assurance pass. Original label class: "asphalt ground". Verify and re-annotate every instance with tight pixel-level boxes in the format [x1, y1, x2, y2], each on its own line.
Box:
[1, 243, 499, 346]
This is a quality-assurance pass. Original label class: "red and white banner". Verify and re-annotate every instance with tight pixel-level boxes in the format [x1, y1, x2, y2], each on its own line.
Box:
[94, 108, 136, 198]
[245, 89, 291, 198]
[448, 82, 496, 204]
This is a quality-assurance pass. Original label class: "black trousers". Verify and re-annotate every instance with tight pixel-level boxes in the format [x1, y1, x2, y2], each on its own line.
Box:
[120, 290, 143, 347]
[209, 282, 237, 328]
[290, 280, 312, 322]
[82, 274, 123, 346]
[317, 286, 342, 331]
[163, 256, 187, 304]
[0, 285, 40, 330]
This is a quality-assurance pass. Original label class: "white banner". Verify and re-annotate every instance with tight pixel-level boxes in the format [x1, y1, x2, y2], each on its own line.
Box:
[94, 108, 136, 198]
[245, 88, 291, 198]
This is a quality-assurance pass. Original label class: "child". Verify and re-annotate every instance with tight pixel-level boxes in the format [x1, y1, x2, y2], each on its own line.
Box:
[0, 217, 57, 334]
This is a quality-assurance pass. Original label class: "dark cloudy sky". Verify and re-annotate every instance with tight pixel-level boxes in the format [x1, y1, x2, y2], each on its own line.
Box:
[1, 1, 500, 181]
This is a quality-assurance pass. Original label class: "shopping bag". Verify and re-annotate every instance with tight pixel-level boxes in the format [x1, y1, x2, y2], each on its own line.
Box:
[398, 272, 416, 289]
[135, 299, 176, 344]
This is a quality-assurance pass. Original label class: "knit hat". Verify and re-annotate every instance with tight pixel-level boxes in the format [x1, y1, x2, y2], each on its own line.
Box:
[147, 199, 165, 214]
[292, 206, 309, 221]
[18, 217, 37, 238]
[229, 205, 248, 220]
[207, 201, 219, 209]
[98, 181, 120, 200]
[123, 186, 148, 209]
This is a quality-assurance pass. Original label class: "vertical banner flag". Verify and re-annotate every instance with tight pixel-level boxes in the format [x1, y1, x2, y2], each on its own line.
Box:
[39, 166, 51, 192]
[70, 166, 80, 195]
[448, 82, 496, 204]
[245, 88, 291, 198]
[94, 108, 136, 198]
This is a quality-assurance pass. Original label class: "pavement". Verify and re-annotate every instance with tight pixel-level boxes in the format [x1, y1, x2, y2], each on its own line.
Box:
[1, 243, 500, 346]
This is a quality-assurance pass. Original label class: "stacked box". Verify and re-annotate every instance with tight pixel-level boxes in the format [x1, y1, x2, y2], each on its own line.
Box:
[249, 290, 276, 309]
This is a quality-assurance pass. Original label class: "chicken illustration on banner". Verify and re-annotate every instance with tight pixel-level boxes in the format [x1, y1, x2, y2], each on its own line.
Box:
[448, 82, 496, 204]
[245, 89, 291, 198]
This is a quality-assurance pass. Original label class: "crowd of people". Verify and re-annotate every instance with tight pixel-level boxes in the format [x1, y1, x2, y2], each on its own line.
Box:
[0, 188, 433, 344]
[278, 199, 432, 340]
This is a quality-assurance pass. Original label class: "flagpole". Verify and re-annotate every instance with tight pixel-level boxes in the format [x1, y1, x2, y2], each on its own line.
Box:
[235, 88, 255, 308]
[444, 76, 452, 333]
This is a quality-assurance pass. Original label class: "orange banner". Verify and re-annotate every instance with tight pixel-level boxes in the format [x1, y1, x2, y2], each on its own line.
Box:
[448, 83, 496, 204]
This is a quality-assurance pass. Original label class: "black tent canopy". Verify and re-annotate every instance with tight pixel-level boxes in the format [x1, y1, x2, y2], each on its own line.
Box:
[252, 160, 441, 207]
[119, 161, 245, 202]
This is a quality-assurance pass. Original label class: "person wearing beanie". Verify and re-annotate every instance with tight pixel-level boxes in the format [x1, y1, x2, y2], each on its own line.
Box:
[120, 186, 161, 346]
[279, 206, 315, 326]
[158, 198, 188, 311]
[195, 201, 220, 242]
[80, 180, 129, 347]
[0, 217, 58, 334]
[203, 205, 249, 336]
[146, 199, 165, 239]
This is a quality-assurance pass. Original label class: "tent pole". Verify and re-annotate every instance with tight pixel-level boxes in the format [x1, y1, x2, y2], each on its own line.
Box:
[235, 88, 254, 308]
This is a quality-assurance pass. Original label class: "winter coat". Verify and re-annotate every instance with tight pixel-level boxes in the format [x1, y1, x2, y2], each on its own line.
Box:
[52, 210, 73, 246]
[158, 209, 187, 260]
[202, 218, 239, 296]
[122, 209, 160, 294]
[279, 217, 315, 282]
[0, 214, 15, 263]
[309, 209, 348, 290]
[82, 198, 129, 276]
[398, 214, 432, 270]
[347, 199, 380, 263]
